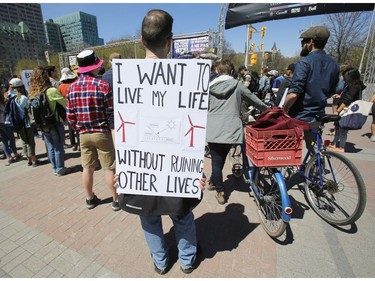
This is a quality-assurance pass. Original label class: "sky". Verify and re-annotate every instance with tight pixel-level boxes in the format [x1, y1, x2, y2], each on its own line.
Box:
[40, 3, 338, 58]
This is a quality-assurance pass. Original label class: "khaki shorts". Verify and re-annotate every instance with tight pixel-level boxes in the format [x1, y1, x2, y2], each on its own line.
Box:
[80, 132, 115, 170]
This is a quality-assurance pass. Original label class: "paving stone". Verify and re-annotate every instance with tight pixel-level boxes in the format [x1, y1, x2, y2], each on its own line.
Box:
[8, 264, 34, 278]
[23, 255, 47, 274]
[33, 264, 56, 278]
[49, 255, 75, 275]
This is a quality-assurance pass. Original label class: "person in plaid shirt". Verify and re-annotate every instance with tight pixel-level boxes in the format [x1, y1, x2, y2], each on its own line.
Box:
[66, 50, 119, 211]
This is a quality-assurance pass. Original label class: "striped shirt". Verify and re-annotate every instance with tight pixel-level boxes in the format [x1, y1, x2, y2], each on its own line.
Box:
[66, 73, 113, 134]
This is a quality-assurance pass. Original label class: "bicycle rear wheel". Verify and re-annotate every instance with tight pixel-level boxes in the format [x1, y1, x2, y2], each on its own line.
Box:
[304, 151, 366, 225]
[254, 167, 287, 237]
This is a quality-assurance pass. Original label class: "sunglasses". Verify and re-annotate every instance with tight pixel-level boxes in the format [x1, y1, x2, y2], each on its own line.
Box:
[301, 39, 311, 47]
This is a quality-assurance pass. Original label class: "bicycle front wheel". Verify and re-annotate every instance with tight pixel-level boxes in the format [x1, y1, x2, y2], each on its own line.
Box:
[304, 151, 366, 225]
[254, 167, 287, 237]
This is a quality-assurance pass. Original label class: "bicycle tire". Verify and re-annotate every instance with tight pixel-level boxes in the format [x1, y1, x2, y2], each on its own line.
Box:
[254, 167, 287, 237]
[304, 151, 366, 225]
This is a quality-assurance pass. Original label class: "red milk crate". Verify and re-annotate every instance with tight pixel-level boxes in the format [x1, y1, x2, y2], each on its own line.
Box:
[245, 126, 304, 167]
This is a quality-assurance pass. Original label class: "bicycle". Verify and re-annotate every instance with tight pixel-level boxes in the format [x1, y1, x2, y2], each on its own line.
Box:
[296, 113, 366, 225]
[241, 124, 298, 238]
[240, 111, 366, 238]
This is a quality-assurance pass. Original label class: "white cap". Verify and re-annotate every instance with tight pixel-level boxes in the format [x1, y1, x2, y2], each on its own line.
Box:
[9, 78, 24, 88]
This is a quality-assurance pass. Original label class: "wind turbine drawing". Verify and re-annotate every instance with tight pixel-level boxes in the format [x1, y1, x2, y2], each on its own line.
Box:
[117, 111, 135, 142]
[184, 114, 205, 147]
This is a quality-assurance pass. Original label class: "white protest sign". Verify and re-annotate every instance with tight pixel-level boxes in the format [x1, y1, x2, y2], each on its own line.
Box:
[113, 59, 211, 199]
[20, 70, 33, 93]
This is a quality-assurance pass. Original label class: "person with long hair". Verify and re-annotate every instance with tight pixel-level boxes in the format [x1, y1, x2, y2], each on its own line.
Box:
[0, 86, 22, 165]
[29, 66, 67, 175]
[329, 67, 366, 153]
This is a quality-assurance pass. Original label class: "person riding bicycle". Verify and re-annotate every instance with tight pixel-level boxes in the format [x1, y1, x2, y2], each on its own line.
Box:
[283, 25, 339, 152]
[206, 59, 267, 205]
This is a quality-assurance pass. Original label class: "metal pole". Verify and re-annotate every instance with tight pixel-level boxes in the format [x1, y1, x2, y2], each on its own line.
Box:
[359, 7, 375, 74]
[245, 25, 249, 67]
[134, 40, 137, 58]
[217, 4, 227, 59]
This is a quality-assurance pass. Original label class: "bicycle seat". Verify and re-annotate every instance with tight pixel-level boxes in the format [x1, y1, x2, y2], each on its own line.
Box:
[315, 113, 341, 124]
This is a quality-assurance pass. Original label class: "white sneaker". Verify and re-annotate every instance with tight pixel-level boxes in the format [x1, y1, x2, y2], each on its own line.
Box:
[370, 135, 375, 142]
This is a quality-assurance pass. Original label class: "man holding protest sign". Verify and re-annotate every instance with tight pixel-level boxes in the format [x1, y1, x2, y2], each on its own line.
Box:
[114, 9, 206, 275]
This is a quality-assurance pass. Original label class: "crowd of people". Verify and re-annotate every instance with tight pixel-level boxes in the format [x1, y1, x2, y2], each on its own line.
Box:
[1, 8, 375, 276]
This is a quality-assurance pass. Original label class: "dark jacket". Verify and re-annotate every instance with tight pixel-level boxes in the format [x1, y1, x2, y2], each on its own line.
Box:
[288, 50, 339, 122]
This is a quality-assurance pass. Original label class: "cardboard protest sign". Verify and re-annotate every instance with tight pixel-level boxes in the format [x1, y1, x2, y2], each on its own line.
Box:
[20, 70, 33, 93]
[113, 59, 210, 199]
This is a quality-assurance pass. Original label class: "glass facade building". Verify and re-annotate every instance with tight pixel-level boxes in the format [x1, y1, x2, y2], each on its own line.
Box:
[44, 19, 66, 53]
[53, 11, 103, 52]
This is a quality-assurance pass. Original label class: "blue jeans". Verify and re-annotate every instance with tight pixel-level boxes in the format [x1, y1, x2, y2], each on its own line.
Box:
[43, 123, 65, 173]
[140, 211, 197, 270]
[208, 142, 233, 192]
[0, 123, 17, 158]
[332, 122, 349, 149]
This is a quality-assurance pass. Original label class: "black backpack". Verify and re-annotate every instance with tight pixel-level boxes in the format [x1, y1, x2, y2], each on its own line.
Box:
[28, 92, 57, 131]
[4, 95, 25, 130]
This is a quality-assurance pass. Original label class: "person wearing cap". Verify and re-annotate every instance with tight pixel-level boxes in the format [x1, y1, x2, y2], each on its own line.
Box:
[273, 70, 284, 89]
[275, 63, 295, 106]
[283, 25, 339, 150]
[58, 68, 79, 151]
[7, 77, 37, 166]
[65, 49, 119, 211]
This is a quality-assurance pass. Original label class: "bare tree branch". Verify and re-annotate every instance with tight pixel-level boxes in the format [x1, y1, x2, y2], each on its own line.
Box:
[325, 12, 371, 64]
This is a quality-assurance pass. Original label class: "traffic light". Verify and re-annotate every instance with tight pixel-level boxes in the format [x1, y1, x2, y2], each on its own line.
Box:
[250, 53, 258, 65]
[249, 27, 253, 40]
[259, 42, 264, 51]
[250, 43, 255, 53]
[261, 26, 266, 38]
[264, 52, 270, 60]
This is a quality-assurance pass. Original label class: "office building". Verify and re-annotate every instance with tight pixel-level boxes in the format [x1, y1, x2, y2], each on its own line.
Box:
[44, 19, 66, 53]
[0, 3, 46, 83]
[53, 11, 104, 52]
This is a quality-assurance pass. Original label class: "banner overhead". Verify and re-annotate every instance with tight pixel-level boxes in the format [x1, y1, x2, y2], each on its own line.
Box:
[225, 3, 374, 29]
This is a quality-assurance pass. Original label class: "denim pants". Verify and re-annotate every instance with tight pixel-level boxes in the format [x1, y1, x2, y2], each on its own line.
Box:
[0, 123, 17, 158]
[332, 122, 349, 149]
[140, 211, 197, 270]
[208, 142, 233, 192]
[43, 123, 65, 173]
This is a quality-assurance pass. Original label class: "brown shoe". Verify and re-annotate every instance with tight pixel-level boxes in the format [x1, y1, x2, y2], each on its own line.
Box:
[206, 179, 216, 191]
[215, 191, 226, 205]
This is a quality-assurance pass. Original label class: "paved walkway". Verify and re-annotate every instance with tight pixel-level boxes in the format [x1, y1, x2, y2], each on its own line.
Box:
[0, 113, 374, 277]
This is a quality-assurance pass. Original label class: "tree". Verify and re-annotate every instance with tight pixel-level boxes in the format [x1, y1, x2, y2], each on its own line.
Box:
[222, 38, 236, 61]
[14, 59, 43, 78]
[325, 12, 371, 65]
